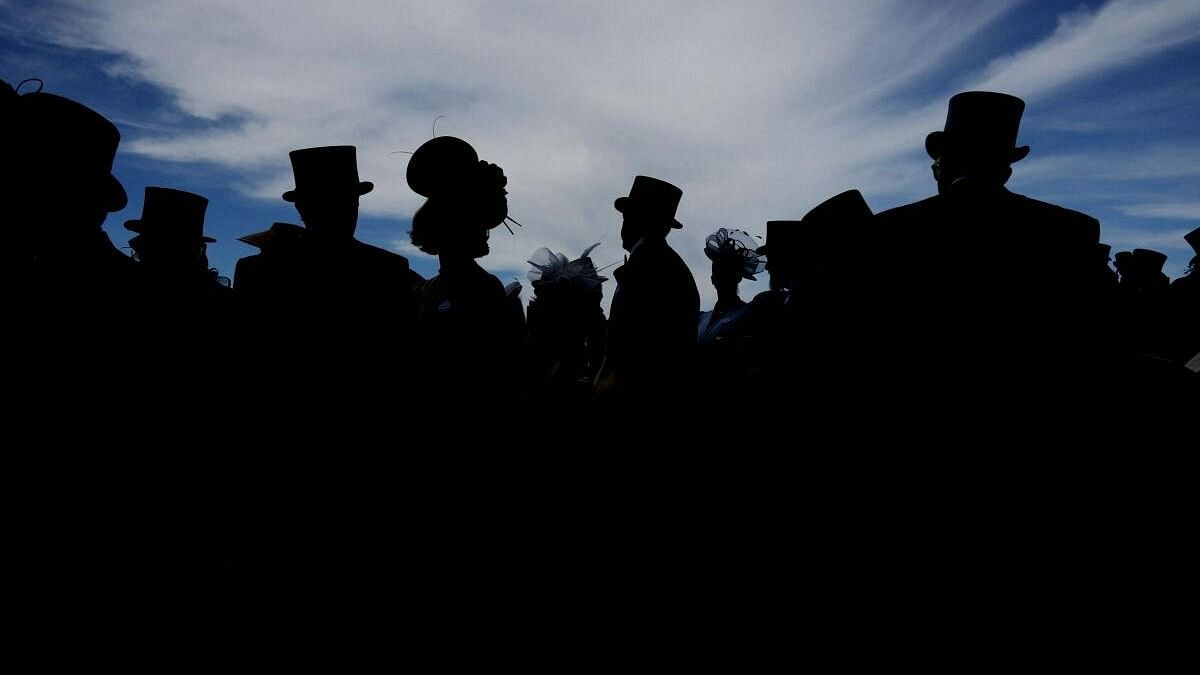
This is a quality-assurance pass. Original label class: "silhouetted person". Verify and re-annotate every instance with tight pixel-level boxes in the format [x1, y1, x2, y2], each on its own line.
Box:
[872, 92, 1103, 395]
[742, 190, 873, 393]
[526, 243, 608, 390]
[594, 175, 699, 413]
[861, 91, 1111, 663]
[1114, 247, 1172, 357]
[698, 228, 762, 343]
[124, 186, 232, 432]
[694, 228, 763, 399]
[0, 82, 196, 664]
[233, 146, 421, 420]
[405, 136, 526, 408]
[1168, 226, 1200, 361]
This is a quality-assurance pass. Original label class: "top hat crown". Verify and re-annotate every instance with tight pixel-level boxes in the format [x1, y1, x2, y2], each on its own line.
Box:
[756, 220, 803, 256]
[614, 176, 683, 229]
[282, 146, 373, 202]
[925, 91, 1030, 164]
[124, 187, 213, 242]
[14, 91, 127, 212]
[1133, 248, 1168, 274]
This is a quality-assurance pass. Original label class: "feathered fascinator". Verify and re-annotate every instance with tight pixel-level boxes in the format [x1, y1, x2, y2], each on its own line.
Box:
[705, 228, 765, 281]
[527, 243, 608, 291]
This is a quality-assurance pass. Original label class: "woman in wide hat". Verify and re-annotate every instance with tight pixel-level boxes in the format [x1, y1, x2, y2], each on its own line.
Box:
[406, 136, 526, 402]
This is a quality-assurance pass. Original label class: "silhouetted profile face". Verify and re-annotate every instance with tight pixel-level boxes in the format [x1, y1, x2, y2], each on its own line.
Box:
[294, 193, 359, 239]
[764, 253, 798, 291]
[620, 213, 669, 253]
[711, 260, 742, 296]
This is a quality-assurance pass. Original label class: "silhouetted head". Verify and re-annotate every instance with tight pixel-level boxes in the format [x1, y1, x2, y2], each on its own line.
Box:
[125, 187, 213, 268]
[6, 87, 127, 245]
[757, 220, 801, 291]
[282, 146, 372, 239]
[614, 176, 682, 252]
[406, 136, 509, 260]
[926, 92, 1028, 193]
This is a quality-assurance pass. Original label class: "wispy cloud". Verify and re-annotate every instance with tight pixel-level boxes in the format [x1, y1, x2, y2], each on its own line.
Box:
[973, 0, 1200, 102]
[1118, 202, 1200, 220]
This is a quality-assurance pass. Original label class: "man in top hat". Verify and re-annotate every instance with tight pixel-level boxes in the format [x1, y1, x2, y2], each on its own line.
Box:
[2, 85, 140, 407]
[233, 146, 423, 410]
[126, 187, 227, 292]
[869, 91, 1106, 386]
[594, 175, 699, 409]
[125, 186, 231, 353]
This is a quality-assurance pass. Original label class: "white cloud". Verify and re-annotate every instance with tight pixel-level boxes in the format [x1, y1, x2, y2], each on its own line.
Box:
[32, 0, 1200, 307]
[1118, 202, 1200, 220]
[973, 0, 1200, 103]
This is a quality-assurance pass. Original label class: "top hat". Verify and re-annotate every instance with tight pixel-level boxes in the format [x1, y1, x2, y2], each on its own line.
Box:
[925, 91, 1031, 164]
[1133, 248, 1168, 274]
[1184, 226, 1200, 256]
[1097, 243, 1112, 257]
[614, 176, 683, 229]
[14, 91, 127, 212]
[281, 146, 373, 202]
[124, 187, 214, 242]
[755, 220, 803, 256]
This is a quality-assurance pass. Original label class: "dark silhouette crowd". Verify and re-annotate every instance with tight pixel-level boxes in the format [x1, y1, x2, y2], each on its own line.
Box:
[4, 79, 1199, 669]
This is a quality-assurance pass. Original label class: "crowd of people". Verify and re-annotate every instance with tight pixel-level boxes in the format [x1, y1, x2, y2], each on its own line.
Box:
[4, 78, 1198, 668]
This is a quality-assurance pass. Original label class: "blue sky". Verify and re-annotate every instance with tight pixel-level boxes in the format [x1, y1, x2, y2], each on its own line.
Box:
[3, 0, 1199, 307]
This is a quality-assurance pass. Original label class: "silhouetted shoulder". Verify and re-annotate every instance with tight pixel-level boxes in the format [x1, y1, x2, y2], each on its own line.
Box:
[1004, 191, 1100, 243]
[350, 239, 411, 268]
[874, 195, 941, 222]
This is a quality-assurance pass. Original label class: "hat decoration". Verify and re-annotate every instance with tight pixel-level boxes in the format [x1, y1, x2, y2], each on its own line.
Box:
[527, 243, 608, 291]
[705, 228, 766, 281]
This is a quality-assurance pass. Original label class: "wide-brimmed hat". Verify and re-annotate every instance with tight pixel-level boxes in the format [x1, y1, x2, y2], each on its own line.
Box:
[124, 187, 214, 242]
[614, 176, 683, 229]
[12, 90, 127, 212]
[925, 91, 1030, 164]
[406, 136, 482, 199]
[237, 222, 307, 250]
[281, 146, 373, 202]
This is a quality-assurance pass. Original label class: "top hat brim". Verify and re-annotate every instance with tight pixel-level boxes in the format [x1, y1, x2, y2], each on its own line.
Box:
[614, 196, 682, 229]
[282, 180, 374, 202]
[925, 131, 1029, 163]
